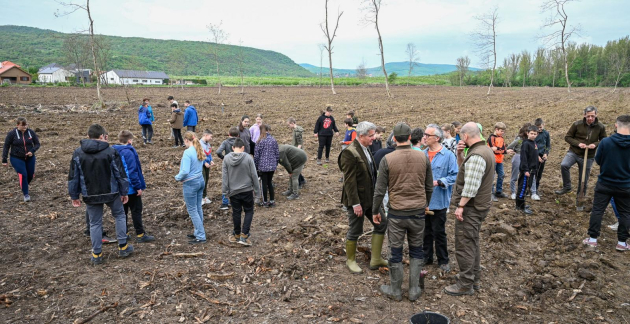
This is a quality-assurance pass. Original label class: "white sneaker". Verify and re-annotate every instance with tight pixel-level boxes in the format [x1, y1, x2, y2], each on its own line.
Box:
[609, 222, 619, 231]
[510, 193, 516, 200]
[205, 197, 212, 204]
[201, 199, 206, 205]
[531, 194, 540, 201]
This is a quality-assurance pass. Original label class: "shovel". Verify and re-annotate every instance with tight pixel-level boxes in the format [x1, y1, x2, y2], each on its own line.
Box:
[576, 147, 589, 211]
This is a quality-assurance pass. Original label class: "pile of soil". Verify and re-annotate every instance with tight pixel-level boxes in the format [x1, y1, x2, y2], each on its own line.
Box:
[1, 86, 629, 323]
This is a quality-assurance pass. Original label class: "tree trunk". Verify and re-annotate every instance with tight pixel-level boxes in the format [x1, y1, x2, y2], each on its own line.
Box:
[487, 22, 496, 96]
[328, 49, 336, 95]
[86, 0, 102, 105]
[216, 50, 221, 95]
[375, 20, 390, 97]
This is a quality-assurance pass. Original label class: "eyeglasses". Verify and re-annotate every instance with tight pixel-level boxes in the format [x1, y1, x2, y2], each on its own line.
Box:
[423, 134, 437, 138]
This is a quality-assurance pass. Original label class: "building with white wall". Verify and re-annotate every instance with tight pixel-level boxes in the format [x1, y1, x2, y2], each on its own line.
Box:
[102, 70, 169, 85]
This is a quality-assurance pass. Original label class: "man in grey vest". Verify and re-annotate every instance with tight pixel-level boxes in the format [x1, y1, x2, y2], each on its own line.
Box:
[444, 122, 495, 296]
[373, 123, 433, 301]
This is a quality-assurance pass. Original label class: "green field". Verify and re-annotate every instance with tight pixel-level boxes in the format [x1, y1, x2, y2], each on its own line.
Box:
[169, 75, 451, 87]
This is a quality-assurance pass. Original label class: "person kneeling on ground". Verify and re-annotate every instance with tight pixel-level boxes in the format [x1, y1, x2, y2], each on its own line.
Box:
[113, 130, 155, 243]
[278, 144, 307, 200]
[68, 124, 133, 265]
[222, 138, 261, 246]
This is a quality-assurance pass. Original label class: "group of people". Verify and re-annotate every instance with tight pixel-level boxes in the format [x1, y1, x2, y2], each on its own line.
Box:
[3, 103, 629, 304]
[337, 107, 630, 302]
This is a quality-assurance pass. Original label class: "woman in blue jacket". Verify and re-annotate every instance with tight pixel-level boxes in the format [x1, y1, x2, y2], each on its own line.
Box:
[175, 132, 207, 244]
[2, 117, 40, 202]
[138, 98, 154, 145]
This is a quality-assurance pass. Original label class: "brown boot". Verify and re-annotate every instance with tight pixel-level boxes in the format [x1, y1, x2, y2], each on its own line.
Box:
[443, 284, 474, 296]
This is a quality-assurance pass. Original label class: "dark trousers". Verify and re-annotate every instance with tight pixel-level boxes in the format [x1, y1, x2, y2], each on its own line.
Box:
[561, 151, 594, 195]
[388, 213, 425, 263]
[346, 205, 387, 241]
[10, 155, 35, 196]
[141, 124, 153, 142]
[455, 207, 488, 290]
[250, 142, 256, 155]
[317, 135, 333, 160]
[260, 171, 275, 202]
[173, 128, 183, 146]
[123, 193, 145, 235]
[423, 208, 449, 265]
[535, 158, 546, 191]
[588, 182, 630, 242]
[202, 166, 210, 197]
[230, 191, 255, 235]
[298, 174, 305, 185]
[516, 171, 533, 209]
[187, 126, 196, 132]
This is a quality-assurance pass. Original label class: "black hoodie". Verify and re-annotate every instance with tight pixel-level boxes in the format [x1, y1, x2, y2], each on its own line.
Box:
[520, 139, 539, 173]
[2, 128, 40, 163]
[68, 139, 129, 204]
[314, 114, 339, 137]
[595, 133, 630, 188]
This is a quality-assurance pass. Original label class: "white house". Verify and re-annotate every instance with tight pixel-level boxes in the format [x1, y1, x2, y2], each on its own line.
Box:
[102, 70, 169, 85]
[38, 64, 74, 83]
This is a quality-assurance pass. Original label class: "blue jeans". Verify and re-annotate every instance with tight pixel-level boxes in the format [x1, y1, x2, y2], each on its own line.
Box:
[183, 176, 206, 240]
[10, 155, 36, 196]
[222, 194, 229, 205]
[493, 162, 505, 194]
[611, 198, 620, 220]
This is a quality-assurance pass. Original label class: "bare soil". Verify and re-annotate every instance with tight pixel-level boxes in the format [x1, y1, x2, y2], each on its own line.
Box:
[1, 86, 629, 323]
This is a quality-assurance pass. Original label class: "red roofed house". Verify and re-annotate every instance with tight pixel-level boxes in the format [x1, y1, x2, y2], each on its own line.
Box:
[0, 61, 32, 85]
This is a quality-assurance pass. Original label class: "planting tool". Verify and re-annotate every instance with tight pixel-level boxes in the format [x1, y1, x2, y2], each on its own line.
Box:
[576, 147, 589, 211]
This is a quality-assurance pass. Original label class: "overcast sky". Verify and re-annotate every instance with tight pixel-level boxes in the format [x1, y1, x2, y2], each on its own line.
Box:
[2, 0, 629, 69]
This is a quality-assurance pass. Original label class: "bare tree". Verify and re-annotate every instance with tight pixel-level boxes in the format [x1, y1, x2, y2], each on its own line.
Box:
[362, 0, 391, 97]
[356, 58, 368, 79]
[320, 0, 343, 95]
[405, 43, 420, 86]
[237, 39, 246, 94]
[55, 0, 103, 105]
[541, 0, 580, 93]
[471, 7, 498, 95]
[62, 34, 90, 86]
[455, 56, 471, 87]
[318, 43, 325, 88]
[207, 21, 229, 95]
[609, 49, 628, 92]
[520, 50, 532, 87]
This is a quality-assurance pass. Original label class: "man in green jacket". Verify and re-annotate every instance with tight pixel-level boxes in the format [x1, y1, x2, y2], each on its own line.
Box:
[556, 106, 607, 196]
[278, 145, 307, 200]
[339, 121, 388, 274]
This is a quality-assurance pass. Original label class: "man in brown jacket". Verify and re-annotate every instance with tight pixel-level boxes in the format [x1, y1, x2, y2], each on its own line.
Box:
[340, 121, 388, 274]
[372, 123, 433, 301]
[168, 103, 184, 147]
[555, 106, 607, 196]
[444, 122, 495, 296]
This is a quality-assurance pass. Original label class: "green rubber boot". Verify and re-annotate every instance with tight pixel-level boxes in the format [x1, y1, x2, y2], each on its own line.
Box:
[345, 240, 363, 274]
[369, 234, 389, 270]
[408, 258, 423, 301]
[380, 262, 403, 301]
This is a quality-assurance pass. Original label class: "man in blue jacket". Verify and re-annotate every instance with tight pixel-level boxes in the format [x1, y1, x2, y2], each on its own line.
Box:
[138, 98, 154, 145]
[114, 130, 155, 243]
[68, 124, 133, 265]
[423, 124, 458, 273]
[583, 115, 630, 251]
[183, 100, 198, 132]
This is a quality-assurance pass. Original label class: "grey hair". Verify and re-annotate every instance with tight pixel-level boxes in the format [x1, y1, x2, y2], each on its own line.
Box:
[426, 124, 443, 141]
[584, 106, 597, 114]
[356, 121, 376, 136]
[460, 122, 480, 138]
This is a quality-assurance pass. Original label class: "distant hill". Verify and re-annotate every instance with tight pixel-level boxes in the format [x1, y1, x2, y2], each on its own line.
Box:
[300, 62, 481, 77]
[0, 25, 313, 77]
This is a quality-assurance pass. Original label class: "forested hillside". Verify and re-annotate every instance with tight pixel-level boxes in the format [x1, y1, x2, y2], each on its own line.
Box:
[0, 25, 313, 77]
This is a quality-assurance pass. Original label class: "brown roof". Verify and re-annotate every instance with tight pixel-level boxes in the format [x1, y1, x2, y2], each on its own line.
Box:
[0, 61, 30, 76]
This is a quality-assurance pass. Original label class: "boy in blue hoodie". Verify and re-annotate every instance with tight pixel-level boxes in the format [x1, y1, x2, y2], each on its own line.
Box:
[183, 100, 198, 132]
[113, 130, 155, 243]
[138, 98, 154, 145]
[584, 115, 630, 251]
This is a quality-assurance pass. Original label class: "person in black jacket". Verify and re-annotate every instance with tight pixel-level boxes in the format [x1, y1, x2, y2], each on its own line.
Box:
[515, 126, 539, 215]
[2, 117, 40, 202]
[68, 124, 133, 265]
[313, 106, 339, 164]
